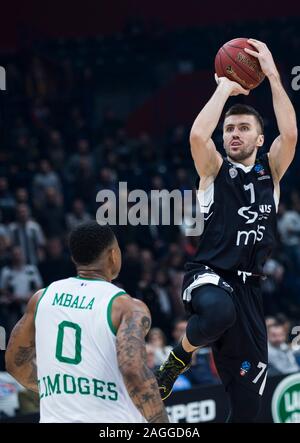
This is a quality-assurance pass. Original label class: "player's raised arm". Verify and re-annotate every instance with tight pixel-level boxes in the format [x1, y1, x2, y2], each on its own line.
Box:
[190, 75, 249, 178]
[245, 39, 298, 181]
[5, 289, 43, 393]
[115, 296, 169, 423]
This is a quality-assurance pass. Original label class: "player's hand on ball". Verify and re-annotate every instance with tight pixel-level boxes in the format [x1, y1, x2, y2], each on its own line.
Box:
[214, 74, 250, 96]
[244, 39, 278, 79]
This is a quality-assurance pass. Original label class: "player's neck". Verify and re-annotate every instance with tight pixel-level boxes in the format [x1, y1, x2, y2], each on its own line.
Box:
[227, 155, 257, 167]
[76, 269, 111, 282]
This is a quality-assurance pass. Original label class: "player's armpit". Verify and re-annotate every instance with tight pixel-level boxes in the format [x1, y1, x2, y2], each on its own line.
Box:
[115, 297, 169, 423]
[5, 290, 43, 393]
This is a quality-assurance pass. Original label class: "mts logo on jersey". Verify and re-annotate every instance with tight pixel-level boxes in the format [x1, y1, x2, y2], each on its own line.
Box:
[236, 225, 266, 246]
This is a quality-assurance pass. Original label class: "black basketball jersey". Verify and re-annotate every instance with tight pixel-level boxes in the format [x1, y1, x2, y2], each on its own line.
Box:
[193, 153, 278, 274]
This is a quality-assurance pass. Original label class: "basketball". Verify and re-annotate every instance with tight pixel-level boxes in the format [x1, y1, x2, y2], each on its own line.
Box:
[215, 38, 265, 90]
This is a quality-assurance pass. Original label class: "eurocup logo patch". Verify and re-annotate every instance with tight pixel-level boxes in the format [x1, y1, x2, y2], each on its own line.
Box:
[240, 360, 251, 376]
[254, 163, 265, 176]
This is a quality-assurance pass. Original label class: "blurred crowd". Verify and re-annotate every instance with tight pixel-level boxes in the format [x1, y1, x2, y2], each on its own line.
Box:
[1, 19, 300, 418]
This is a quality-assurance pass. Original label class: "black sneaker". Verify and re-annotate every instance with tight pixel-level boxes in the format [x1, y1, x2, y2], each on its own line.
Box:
[155, 351, 191, 400]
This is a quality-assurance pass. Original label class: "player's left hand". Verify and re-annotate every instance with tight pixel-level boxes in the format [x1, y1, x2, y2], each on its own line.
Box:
[244, 39, 279, 79]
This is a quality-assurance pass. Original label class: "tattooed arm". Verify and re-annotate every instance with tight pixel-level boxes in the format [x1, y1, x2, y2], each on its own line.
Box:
[5, 289, 43, 393]
[113, 296, 169, 423]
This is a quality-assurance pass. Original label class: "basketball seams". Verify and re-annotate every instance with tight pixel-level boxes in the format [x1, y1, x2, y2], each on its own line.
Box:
[222, 45, 259, 83]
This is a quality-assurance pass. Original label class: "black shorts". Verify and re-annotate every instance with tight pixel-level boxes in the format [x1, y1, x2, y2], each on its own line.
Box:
[182, 263, 268, 396]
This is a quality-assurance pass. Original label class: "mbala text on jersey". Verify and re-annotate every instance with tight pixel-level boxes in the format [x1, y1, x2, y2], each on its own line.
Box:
[51, 292, 95, 310]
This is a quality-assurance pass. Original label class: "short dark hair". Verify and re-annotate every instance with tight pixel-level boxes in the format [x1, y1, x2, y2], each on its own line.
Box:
[224, 104, 264, 134]
[69, 221, 116, 265]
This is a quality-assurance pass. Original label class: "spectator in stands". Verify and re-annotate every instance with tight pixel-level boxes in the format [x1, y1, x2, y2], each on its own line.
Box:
[268, 324, 300, 375]
[137, 267, 175, 338]
[147, 328, 172, 366]
[0, 246, 43, 332]
[32, 159, 62, 207]
[15, 188, 29, 206]
[278, 206, 300, 272]
[95, 167, 118, 195]
[31, 98, 52, 130]
[0, 177, 15, 223]
[35, 187, 66, 238]
[275, 313, 294, 344]
[152, 269, 174, 321]
[65, 138, 93, 181]
[145, 344, 159, 371]
[65, 107, 90, 144]
[26, 56, 56, 100]
[13, 135, 38, 169]
[174, 168, 193, 194]
[66, 199, 92, 230]
[9, 204, 45, 265]
[0, 210, 9, 243]
[38, 237, 75, 286]
[170, 318, 188, 347]
[101, 106, 123, 138]
[0, 234, 10, 269]
[46, 130, 65, 170]
[140, 249, 155, 274]
[71, 158, 97, 207]
[118, 243, 142, 296]
[265, 316, 277, 330]
[166, 125, 189, 168]
[262, 258, 285, 315]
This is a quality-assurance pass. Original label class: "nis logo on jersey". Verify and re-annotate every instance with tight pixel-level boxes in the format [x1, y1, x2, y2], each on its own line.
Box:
[238, 205, 272, 224]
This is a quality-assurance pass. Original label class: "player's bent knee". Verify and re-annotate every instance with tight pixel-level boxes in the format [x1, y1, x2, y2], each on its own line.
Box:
[186, 303, 236, 347]
[188, 284, 236, 343]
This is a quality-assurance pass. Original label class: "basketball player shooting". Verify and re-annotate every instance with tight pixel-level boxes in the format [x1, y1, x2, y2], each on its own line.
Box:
[5, 222, 169, 423]
[156, 39, 297, 422]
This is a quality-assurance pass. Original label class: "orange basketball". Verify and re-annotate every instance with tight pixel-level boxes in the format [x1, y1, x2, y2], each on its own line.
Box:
[215, 38, 265, 90]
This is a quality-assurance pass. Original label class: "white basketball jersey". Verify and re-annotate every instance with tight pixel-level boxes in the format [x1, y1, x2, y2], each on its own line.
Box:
[35, 277, 147, 423]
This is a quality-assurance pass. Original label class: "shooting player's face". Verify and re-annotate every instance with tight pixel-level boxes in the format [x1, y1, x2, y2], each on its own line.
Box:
[223, 114, 264, 162]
